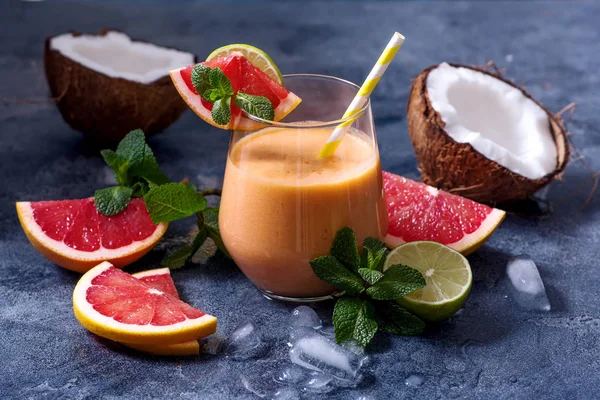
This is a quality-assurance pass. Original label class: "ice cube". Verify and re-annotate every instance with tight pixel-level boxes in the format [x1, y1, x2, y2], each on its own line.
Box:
[301, 371, 334, 393]
[241, 366, 300, 400]
[226, 321, 265, 360]
[506, 255, 551, 311]
[288, 326, 318, 347]
[199, 335, 225, 355]
[271, 387, 301, 400]
[289, 333, 365, 381]
[405, 374, 424, 387]
[274, 365, 307, 385]
[289, 306, 322, 329]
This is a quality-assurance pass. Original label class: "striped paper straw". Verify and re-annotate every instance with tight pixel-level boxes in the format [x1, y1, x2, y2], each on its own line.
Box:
[318, 32, 405, 158]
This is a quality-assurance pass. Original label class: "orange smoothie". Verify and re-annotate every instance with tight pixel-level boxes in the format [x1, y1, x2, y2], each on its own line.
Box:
[219, 126, 388, 297]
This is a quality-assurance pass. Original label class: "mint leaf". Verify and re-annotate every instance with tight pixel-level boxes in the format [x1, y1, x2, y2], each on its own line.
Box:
[375, 301, 425, 336]
[358, 268, 384, 284]
[235, 92, 275, 121]
[101, 149, 128, 186]
[333, 297, 378, 348]
[309, 256, 364, 295]
[203, 207, 230, 258]
[131, 181, 150, 198]
[144, 182, 207, 223]
[209, 67, 234, 97]
[366, 264, 426, 300]
[116, 129, 169, 186]
[191, 65, 212, 96]
[94, 186, 133, 216]
[203, 88, 224, 102]
[212, 97, 232, 125]
[162, 227, 208, 270]
[362, 237, 388, 271]
[330, 227, 361, 273]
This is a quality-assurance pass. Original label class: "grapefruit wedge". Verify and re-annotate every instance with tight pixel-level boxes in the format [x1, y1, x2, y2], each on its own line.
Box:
[16, 198, 167, 273]
[73, 262, 217, 345]
[169, 53, 301, 130]
[120, 268, 200, 356]
[383, 172, 505, 255]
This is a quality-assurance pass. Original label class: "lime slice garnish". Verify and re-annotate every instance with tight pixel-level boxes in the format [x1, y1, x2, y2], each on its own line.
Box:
[384, 241, 472, 322]
[206, 44, 283, 84]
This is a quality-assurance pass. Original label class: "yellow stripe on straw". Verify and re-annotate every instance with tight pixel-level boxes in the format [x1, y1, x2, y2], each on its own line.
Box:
[318, 32, 405, 158]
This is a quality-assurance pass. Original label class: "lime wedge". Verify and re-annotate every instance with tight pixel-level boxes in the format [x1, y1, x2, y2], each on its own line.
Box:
[206, 44, 283, 84]
[384, 241, 472, 322]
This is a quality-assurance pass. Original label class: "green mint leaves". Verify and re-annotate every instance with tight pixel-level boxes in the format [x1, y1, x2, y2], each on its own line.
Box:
[95, 129, 228, 269]
[96, 129, 170, 215]
[235, 92, 275, 121]
[310, 256, 364, 295]
[190, 65, 275, 125]
[212, 97, 232, 126]
[94, 186, 133, 216]
[333, 297, 378, 348]
[366, 264, 426, 300]
[144, 183, 207, 223]
[309, 227, 426, 348]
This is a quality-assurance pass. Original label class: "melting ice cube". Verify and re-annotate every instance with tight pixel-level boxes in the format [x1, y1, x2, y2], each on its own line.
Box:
[289, 306, 322, 329]
[506, 255, 551, 311]
[199, 335, 225, 355]
[274, 365, 307, 385]
[289, 332, 365, 381]
[271, 387, 301, 400]
[300, 371, 334, 393]
[226, 321, 265, 360]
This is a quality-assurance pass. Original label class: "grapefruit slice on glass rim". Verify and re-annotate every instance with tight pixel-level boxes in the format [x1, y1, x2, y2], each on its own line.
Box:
[119, 268, 200, 356]
[73, 262, 217, 345]
[383, 171, 505, 255]
[169, 53, 301, 130]
[16, 198, 167, 273]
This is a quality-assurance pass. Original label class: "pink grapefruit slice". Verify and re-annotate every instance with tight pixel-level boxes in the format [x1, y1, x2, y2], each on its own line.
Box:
[169, 53, 301, 130]
[16, 198, 167, 273]
[383, 171, 505, 255]
[73, 262, 217, 345]
[119, 268, 200, 356]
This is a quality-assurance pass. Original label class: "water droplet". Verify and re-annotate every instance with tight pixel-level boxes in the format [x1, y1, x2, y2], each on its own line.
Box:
[405, 374, 424, 387]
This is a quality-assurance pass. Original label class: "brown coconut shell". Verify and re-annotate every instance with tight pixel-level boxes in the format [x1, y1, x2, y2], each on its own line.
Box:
[44, 29, 195, 147]
[407, 63, 570, 205]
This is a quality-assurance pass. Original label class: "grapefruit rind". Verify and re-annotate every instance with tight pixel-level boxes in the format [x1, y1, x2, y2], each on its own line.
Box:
[16, 202, 168, 273]
[384, 207, 505, 256]
[120, 340, 200, 356]
[73, 262, 217, 345]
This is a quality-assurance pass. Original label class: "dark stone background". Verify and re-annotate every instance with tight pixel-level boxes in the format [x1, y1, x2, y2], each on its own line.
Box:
[1, 1, 599, 399]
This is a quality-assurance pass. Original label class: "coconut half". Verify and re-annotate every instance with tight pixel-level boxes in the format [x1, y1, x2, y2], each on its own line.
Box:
[45, 30, 196, 146]
[407, 62, 569, 204]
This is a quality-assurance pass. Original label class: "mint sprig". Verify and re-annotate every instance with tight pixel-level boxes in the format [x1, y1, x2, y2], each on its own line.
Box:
[309, 227, 426, 348]
[96, 129, 228, 268]
[190, 65, 275, 125]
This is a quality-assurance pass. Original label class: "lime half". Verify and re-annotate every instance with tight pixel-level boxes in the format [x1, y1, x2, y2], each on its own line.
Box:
[206, 44, 283, 84]
[384, 241, 472, 322]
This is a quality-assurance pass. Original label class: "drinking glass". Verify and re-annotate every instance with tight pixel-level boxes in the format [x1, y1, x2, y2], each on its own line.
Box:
[219, 74, 387, 302]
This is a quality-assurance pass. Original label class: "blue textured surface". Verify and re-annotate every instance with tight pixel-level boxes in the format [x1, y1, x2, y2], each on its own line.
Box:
[1, 1, 600, 399]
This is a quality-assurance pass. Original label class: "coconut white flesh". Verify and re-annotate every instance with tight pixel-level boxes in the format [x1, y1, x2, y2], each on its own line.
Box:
[50, 31, 194, 84]
[426, 63, 557, 180]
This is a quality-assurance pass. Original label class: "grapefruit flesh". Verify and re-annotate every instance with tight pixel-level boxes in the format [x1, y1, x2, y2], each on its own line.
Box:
[73, 262, 217, 345]
[16, 198, 167, 273]
[120, 268, 200, 356]
[383, 171, 505, 255]
[170, 54, 301, 130]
